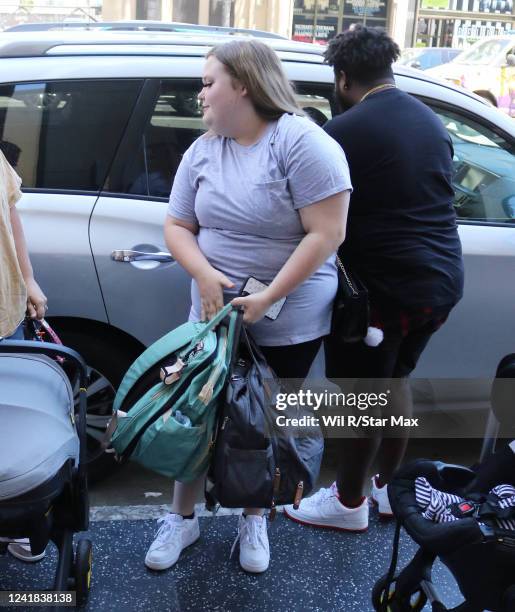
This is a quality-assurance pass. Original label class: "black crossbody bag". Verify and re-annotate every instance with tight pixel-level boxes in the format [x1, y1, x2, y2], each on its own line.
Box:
[331, 255, 370, 343]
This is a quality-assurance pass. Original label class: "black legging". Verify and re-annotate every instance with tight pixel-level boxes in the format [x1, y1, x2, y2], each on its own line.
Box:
[259, 337, 322, 380]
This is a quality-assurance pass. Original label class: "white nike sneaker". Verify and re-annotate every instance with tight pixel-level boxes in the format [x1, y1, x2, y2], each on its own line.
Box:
[144, 513, 199, 570]
[284, 482, 368, 532]
[231, 515, 270, 573]
[370, 475, 393, 518]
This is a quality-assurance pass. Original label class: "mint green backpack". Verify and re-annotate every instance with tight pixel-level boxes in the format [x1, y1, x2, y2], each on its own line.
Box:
[108, 304, 239, 482]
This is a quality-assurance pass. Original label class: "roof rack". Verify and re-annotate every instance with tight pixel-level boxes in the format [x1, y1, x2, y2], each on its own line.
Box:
[5, 19, 287, 39]
[0, 31, 324, 59]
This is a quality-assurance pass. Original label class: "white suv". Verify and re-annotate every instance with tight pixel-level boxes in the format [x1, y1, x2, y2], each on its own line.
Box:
[1, 31, 514, 471]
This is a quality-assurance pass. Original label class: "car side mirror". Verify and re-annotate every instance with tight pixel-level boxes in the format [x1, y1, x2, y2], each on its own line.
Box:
[410, 61, 421, 69]
[506, 54, 515, 67]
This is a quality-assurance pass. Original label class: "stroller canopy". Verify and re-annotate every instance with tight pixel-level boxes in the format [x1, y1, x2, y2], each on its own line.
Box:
[0, 353, 79, 500]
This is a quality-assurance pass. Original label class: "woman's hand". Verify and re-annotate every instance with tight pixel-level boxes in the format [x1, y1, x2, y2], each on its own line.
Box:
[197, 268, 234, 320]
[25, 278, 47, 320]
[231, 291, 274, 324]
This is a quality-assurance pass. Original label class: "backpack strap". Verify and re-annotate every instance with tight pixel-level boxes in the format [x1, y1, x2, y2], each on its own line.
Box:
[178, 303, 234, 360]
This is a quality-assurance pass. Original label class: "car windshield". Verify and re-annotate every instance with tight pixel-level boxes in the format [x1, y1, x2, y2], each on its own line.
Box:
[456, 38, 510, 65]
[443, 118, 500, 148]
[400, 48, 424, 63]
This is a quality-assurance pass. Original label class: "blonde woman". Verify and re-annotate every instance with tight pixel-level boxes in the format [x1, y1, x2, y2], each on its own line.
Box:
[146, 39, 352, 574]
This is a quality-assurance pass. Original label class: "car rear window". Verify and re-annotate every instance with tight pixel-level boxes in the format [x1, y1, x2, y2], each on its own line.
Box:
[0, 80, 143, 191]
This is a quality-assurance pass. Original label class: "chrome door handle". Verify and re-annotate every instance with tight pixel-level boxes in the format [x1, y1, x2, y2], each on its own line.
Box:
[111, 249, 174, 263]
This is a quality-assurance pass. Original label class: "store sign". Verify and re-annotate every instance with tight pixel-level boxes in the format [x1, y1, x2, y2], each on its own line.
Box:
[343, 0, 387, 18]
[456, 24, 512, 38]
[292, 15, 338, 44]
[421, 0, 449, 8]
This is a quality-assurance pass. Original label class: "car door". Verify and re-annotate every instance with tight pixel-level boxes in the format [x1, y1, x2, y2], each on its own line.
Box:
[90, 78, 205, 346]
[412, 102, 515, 409]
[0, 79, 142, 325]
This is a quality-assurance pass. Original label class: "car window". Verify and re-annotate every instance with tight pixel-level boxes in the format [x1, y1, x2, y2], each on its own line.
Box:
[0, 80, 142, 191]
[294, 83, 335, 126]
[431, 106, 515, 223]
[119, 80, 335, 199]
[120, 79, 204, 199]
[457, 38, 510, 65]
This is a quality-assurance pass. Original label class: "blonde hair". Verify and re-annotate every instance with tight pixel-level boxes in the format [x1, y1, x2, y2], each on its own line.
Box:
[206, 39, 304, 120]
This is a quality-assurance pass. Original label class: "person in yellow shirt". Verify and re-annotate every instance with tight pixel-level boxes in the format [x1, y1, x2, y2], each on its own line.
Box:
[0, 146, 47, 340]
[0, 145, 48, 562]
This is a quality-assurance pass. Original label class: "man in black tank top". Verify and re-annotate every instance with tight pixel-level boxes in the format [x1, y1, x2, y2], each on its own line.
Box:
[284, 26, 464, 532]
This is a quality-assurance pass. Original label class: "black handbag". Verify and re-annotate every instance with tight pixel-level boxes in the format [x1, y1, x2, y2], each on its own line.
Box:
[205, 319, 324, 516]
[331, 255, 369, 343]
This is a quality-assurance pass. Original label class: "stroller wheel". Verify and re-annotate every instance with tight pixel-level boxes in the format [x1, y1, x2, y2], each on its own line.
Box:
[74, 539, 92, 606]
[372, 575, 427, 611]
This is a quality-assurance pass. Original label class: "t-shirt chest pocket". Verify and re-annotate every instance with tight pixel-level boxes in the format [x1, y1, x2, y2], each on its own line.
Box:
[250, 178, 291, 218]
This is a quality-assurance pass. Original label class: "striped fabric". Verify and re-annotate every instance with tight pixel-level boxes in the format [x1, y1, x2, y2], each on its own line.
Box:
[415, 477, 515, 531]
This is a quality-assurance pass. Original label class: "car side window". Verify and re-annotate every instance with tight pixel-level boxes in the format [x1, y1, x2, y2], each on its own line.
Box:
[0, 81, 142, 191]
[293, 83, 335, 126]
[121, 80, 204, 199]
[430, 106, 515, 224]
[119, 80, 335, 199]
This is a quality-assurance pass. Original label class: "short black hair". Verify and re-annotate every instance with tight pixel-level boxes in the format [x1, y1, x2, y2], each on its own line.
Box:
[324, 25, 400, 85]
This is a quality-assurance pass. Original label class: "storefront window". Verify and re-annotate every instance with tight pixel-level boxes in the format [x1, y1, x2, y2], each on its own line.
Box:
[209, 0, 234, 27]
[417, 0, 513, 49]
[292, 0, 388, 45]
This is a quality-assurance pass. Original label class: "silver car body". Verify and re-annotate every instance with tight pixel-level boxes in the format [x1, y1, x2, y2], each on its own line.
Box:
[1, 31, 514, 415]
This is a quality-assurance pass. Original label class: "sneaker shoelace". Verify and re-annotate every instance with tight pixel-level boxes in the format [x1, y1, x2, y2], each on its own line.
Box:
[230, 517, 267, 559]
[152, 515, 182, 550]
[303, 482, 338, 507]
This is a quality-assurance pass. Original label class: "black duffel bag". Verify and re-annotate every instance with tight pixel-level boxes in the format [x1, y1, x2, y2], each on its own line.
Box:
[205, 318, 324, 515]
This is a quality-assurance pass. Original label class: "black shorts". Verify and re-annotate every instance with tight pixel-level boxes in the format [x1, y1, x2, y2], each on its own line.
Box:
[325, 305, 452, 379]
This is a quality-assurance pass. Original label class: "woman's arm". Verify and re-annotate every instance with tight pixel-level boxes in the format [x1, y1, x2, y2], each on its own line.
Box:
[164, 216, 234, 320]
[10, 206, 47, 319]
[232, 190, 349, 322]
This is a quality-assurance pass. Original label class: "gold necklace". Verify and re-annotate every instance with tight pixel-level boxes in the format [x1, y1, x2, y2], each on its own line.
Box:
[359, 83, 396, 104]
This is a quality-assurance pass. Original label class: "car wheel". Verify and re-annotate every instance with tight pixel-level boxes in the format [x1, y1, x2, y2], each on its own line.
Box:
[57, 329, 140, 483]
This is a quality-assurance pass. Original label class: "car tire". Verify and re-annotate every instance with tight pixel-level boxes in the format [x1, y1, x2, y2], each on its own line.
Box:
[57, 328, 140, 483]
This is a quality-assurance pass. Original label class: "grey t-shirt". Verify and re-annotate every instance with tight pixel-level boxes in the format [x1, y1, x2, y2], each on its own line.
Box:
[168, 112, 352, 346]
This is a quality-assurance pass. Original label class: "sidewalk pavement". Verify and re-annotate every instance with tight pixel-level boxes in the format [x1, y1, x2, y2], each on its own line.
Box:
[0, 510, 463, 612]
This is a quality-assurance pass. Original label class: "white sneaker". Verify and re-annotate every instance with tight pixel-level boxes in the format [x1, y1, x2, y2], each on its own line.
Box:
[284, 482, 368, 532]
[4, 538, 45, 563]
[231, 515, 270, 573]
[370, 475, 393, 518]
[144, 513, 199, 571]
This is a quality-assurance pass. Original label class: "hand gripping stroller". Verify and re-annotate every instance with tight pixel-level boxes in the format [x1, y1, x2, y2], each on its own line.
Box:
[0, 340, 92, 606]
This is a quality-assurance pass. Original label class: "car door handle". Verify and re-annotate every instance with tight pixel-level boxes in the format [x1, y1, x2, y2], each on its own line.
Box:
[111, 249, 174, 263]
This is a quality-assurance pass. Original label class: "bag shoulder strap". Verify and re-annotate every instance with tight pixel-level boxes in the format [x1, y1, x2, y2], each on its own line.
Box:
[335, 256, 359, 296]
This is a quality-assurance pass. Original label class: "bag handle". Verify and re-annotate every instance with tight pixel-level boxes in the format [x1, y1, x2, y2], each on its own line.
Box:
[336, 255, 358, 297]
[180, 303, 234, 358]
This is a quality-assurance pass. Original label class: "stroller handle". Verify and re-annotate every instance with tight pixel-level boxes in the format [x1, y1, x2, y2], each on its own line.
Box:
[0, 339, 88, 385]
[0, 340, 89, 472]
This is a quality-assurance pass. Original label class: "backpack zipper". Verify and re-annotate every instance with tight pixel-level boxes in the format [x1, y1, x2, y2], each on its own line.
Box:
[198, 329, 228, 405]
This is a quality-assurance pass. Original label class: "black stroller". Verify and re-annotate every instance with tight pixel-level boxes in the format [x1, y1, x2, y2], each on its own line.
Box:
[0, 340, 92, 606]
[373, 356, 515, 612]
